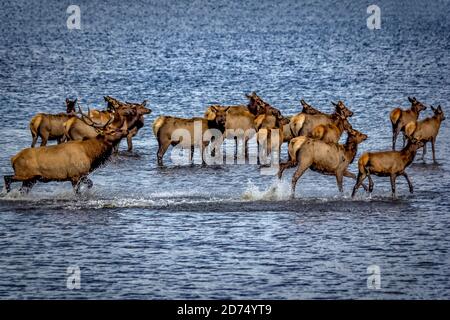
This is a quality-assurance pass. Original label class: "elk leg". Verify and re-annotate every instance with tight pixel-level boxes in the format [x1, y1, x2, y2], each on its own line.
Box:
[157, 141, 170, 166]
[291, 163, 309, 198]
[343, 169, 368, 191]
[278, 161, 296, 179]
[190, 146, 195, 162]
[126, 127, 138, 152]
[71, 178, 82, 194]
[392, 125, 400, 150]
[402, 172, 413, 193]
[368, 174, 374, 193]
[40, 132, 49, 147]
[431, 138, 437, 163]
[3, 175, 16, 193]
[351, 171, 367, 198]
[31, 134, 38, 148]
[81, 177, 93, 189]
[422, 142, 427, 161]
[336, 172, 344, 193]
[20, 179, 36, 194]
[390, 174, 397, 199]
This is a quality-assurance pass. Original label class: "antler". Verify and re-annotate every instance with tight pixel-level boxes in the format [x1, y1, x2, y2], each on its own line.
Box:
[78, 104, 113, 129]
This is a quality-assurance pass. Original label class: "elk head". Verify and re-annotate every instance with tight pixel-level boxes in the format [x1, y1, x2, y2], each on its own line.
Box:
[207, 106, 229, 129]
[408, 97, 427, 113]
[66, 98, 77, 114]
[347, 127, 368, 144]
[431, 105, 445, 121]
[332, 101, 353, 118]
[246, 91, 265, 115]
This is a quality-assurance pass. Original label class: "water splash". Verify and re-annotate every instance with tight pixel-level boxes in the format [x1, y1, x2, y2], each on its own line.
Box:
[241, 179, 292, 201]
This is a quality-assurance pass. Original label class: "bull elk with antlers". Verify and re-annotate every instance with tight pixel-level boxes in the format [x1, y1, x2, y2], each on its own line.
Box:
[4, 126, 128, 194]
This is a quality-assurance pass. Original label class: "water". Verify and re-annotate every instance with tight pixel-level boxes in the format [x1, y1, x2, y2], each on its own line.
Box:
[0, 0, 449, 299]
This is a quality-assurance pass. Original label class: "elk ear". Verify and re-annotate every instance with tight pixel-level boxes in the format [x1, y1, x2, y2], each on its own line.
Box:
[331, 101, 338, 107]
[74, 98, 77, 103]
[66, 98, 69, 103]
[430, 105, 436, 112]
[223, 107, 230, 113]
[142, 100, 147, 106]
[408, 97, 414, 103]
[437, 105, 442, 111]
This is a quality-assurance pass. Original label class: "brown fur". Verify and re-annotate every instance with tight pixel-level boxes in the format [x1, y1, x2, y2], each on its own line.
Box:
[404, 105, 445, 162]
[278, 128, 367, 196]
[153, 107, 228, 166]
[390, 96, 427, 150]
[29, 98, 77, 147]
[300, 99, 324, 115]
[310, 114, 352, 144]
[290, 101, 353, 138]
[352, 139, 424, 198]
[4, 128, 127, 194]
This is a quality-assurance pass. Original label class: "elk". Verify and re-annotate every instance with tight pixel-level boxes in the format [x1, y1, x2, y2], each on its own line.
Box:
[278, 127, 368, 197]
[404, 105, 445, 163]
[246, 92, 291, 157]
[300, 99, 324, 115]
[103, 96, 151, 151]
[351, 138, 424, 199]
[204, 105, 256, 156]
[4, 127, 128, 194]
[390, 96, 427, 150]
[289, 101, 354, 138]
[309, 113, 352, 144]
[64, 105, 121, 142]
[152, 107, 229, 166]
[29, 98, 77, 147]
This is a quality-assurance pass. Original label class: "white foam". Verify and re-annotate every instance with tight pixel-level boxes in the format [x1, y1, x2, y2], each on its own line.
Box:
[241, 179, 292, 201]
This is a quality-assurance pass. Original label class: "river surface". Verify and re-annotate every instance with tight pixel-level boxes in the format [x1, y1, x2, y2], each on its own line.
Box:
[0, 0, 449, 299]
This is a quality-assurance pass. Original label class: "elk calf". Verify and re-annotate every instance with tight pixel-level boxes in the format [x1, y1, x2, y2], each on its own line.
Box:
[390, 96, 427, 150]
[351, 138, 424, 199]
[278, 128, 367, 197]
[405, 105, 445, 163]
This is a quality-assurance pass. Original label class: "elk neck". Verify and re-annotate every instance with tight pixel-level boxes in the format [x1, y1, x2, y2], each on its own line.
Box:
[207, 119, 226, 133]
[343, 135, 359, 164]
[400, 141, 420, 167]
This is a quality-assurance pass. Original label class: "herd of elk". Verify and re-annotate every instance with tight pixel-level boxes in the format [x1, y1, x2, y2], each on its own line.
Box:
[2, 92, 445, 198]
[4, 96, 151, 194]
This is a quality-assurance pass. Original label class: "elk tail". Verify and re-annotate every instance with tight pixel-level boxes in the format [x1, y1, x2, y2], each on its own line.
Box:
[404, 121, 417, 139]
[29, 114, 42, 140]
[288, 136, 308, 162]
[390, 108, 401, 126]
[152, 116, 166, 138]
[290, 113, 306, 137]
[358, 153, 370, 175]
